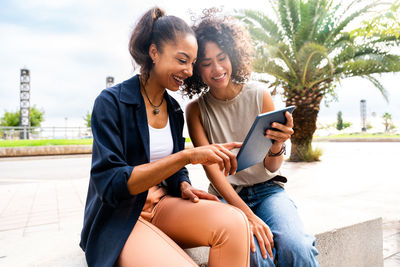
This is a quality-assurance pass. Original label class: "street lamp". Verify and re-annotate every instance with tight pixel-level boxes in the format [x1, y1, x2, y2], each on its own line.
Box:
[20, 68, 30, 139]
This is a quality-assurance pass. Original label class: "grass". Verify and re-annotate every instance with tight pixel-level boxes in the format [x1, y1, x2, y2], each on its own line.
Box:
[315, 132, 400, 139]
[0, 139, 93, 147]
[1, 133, 397, 148]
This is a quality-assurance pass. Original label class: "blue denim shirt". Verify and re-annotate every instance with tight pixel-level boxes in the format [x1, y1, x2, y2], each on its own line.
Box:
[80, 74, 190, 267]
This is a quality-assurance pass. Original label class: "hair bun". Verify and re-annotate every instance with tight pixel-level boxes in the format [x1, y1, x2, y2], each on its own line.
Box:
[152, 7, 165, 22]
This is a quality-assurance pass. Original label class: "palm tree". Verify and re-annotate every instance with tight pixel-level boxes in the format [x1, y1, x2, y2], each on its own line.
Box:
[382, 112, 394, 132]
[239, 0, 400, 161]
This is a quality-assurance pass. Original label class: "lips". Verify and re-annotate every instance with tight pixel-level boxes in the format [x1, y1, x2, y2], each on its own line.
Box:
[173, 75, 184, 86]
[212, 73, 226, 81]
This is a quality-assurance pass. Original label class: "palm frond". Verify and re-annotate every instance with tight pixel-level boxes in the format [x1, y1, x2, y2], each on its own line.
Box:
[277, 0, 294, 42]
[324, 1, 381, 46]
[296, 42, 331, 85]
[336, 54, 400, 77]
[240, 10, 282, 42]
[362, 74, 388, 101]
[287, 0, 300, 33]
[253, 59, 291, 84]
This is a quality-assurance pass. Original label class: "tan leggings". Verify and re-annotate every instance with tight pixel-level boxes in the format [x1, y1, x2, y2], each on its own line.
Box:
[118, 196, 250, 267]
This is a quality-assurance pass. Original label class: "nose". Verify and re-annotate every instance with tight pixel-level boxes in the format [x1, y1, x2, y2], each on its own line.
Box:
[184, 64, 193, 77]
[214, 62, 223, 72]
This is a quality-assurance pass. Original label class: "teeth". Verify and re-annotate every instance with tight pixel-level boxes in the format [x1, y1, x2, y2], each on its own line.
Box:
[173, 75, 183, 82]
[213, 73, 225, 80]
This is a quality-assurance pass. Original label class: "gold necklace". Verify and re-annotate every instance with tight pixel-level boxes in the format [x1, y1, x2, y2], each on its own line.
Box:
[142, 83, 164, 115]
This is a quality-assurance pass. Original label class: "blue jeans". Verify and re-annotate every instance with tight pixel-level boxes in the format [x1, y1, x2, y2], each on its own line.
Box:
[236, 181, 319, 267]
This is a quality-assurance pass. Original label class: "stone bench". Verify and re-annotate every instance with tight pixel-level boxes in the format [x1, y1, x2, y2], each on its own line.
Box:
[35, 217, 383, 267]
[186, 217, 383, 267]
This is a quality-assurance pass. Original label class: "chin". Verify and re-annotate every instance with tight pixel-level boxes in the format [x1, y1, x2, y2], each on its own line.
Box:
[165, 84, 180, 92]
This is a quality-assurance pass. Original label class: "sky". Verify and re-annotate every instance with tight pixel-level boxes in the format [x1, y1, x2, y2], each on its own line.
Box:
[0, 0, 399, 132]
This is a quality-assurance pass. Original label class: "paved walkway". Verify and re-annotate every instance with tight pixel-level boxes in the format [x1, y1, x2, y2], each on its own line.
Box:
[0, 142, 399, 266]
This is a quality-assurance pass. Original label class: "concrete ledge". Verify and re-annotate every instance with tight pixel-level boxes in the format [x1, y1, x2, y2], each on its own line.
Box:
[0, 145, 92, 157]
[315, 217, 383, 267]
[35, 217, 383, 266]
[186, 217, 383, 267]
[0, 143, 195, 157]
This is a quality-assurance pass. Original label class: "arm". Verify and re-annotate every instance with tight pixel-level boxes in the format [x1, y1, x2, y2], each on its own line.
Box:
[261, 90, 294, 173]
[91, 91, 241, 207]
[186, 100, 274, 259]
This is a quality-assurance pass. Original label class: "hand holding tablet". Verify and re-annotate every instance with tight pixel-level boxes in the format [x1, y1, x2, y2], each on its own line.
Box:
[235, 106, 295, 173]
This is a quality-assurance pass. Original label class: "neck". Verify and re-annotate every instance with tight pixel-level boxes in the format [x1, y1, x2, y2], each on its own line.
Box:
[140, 74, 165, 104]
[210, 80, 243, 101]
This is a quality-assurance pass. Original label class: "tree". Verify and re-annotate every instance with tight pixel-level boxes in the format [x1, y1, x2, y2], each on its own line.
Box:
[0, 106, 45, 127]
[336, 111, 343, 130]
[382, 112, 395, 132]
[0, 111, 20, 127]
[83, 111, 91, 128]
[239, 0, 400, 161]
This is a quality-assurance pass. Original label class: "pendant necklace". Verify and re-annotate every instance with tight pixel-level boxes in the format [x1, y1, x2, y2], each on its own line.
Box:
[142, 83, 164, 115]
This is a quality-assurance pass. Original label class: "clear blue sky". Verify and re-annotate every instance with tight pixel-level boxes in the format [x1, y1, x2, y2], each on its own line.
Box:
[0, 0, 399, 130]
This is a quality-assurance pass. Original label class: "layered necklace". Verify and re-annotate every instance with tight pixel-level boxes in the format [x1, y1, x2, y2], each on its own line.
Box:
[141, 83, 164, 115]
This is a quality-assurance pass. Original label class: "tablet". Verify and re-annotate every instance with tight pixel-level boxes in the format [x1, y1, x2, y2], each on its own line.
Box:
[235, 106, 295, 173]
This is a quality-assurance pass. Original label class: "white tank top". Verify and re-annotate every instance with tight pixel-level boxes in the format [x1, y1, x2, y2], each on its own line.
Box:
[148, 118, 174, 162]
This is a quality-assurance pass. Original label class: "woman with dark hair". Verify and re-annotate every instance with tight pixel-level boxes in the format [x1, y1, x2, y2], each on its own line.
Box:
[80, 7, 251, 267]
[183, 12, 320, 267]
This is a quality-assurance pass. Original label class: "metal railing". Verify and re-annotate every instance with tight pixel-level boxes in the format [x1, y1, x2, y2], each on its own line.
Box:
[0, 126, 92, 140]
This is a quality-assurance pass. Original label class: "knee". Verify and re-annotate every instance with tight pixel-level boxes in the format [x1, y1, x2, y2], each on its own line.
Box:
[223, 206, 249, 233]
[275, 234, 319, 266]
[211, 206, 250, 246]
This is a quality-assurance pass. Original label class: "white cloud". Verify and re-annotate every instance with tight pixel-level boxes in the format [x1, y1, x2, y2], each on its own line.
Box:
[0, 0, 399, 129]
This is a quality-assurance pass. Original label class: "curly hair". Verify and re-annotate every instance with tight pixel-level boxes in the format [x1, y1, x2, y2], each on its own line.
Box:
[181, 9, 254, 98]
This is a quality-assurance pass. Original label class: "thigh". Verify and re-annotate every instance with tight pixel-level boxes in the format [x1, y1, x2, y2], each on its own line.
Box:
[151, 196, 248, 248]
[255, 190, 319, 266]
[118, 217, 198, 267]
[255, 188, 305, 234]
[254, 188, 317, 250]
[151, 196, 250, 267]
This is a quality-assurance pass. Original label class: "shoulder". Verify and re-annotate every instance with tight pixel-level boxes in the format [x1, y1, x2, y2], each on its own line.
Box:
[96, 86, 119, 102]
[185, 99, 200, 119]
[242, 80, 274, 112]
[243, 80, 268, 93]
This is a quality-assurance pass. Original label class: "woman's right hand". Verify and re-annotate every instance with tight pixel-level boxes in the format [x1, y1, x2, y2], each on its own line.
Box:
[247, 213, 274, 260]
[187, 142, 242, 176]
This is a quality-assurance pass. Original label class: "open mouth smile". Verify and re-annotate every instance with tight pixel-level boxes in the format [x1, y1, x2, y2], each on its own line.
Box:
[212, 73, 226, 81]
[173, 75, 184, 86]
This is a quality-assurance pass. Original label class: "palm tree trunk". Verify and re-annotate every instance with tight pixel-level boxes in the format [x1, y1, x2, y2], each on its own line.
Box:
[286, 90, 322, 161]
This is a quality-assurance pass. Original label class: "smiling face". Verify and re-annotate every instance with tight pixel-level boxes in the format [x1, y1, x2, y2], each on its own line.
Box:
[150, 34, 197, 91]
[198, 41, 232, 92]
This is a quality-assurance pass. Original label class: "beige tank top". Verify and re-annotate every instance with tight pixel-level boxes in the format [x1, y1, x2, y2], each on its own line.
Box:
[197, 81, 280, 186]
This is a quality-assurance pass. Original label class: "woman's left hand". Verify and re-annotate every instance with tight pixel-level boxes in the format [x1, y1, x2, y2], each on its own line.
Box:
[180, 181, 219, 203]
[265, 111, 294, 145]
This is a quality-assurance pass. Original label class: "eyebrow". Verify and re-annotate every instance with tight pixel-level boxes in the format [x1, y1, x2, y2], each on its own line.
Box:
[201, 51, 225, 61]
[178, 52, 190, 59]
[178, 52, 197, 63]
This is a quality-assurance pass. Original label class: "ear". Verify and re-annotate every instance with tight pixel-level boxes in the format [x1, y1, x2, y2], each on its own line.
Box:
[149, 44, 159, 64]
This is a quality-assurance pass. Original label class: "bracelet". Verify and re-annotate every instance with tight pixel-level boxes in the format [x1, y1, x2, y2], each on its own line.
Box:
[268, 143, 286, 157]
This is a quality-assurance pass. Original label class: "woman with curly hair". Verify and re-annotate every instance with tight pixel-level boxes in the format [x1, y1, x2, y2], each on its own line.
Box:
[183, 12, 320, 267]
